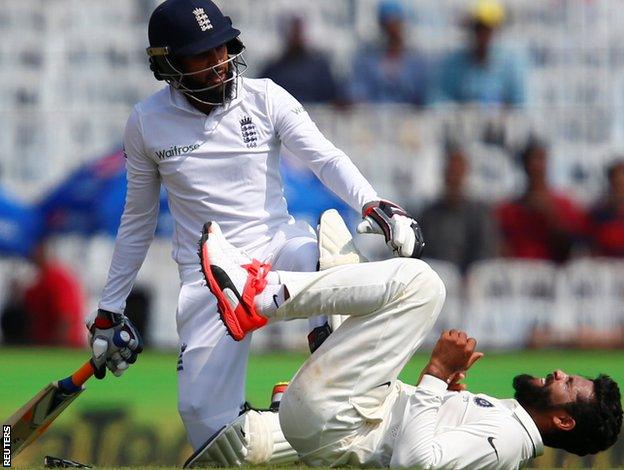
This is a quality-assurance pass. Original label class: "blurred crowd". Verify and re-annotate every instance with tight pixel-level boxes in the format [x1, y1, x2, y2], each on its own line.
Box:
[261, 0, 525, 107]
[0, 242, 152, 348]
[258, 0, 624, 271]
[1, 242, 86, 348]
[409, 140, 624, 350]
[2, 0, 624, 350]
[257, 0, 624, 350]
[412, 140, 624, 272]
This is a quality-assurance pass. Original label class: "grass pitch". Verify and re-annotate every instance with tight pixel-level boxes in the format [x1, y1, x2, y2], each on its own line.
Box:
[2, 347, 624, 469]
[2, 347, 622, 414]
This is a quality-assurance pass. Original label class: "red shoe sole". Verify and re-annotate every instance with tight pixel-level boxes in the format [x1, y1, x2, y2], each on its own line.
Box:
[199, 227, 246, 341]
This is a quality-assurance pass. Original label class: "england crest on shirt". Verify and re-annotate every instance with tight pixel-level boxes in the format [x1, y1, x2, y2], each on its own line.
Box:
[240, 116, 258, 148]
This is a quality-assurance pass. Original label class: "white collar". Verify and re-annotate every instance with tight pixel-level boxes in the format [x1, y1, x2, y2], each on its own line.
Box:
[503, 399, 545, 458]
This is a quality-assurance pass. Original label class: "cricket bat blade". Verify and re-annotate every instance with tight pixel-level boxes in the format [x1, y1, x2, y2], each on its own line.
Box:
[2, 360, 95, 457]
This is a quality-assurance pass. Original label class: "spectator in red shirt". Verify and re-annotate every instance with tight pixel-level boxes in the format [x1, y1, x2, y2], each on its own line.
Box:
[23, 241, 86, 347]
[588, 160, 624, 257]
[496, 139, 588, 262]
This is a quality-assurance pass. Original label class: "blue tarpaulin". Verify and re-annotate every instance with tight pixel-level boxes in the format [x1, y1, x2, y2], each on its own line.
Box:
[280, 155, 356, 228]
[39, 149, 171, 237]
[0, 188, 42, 257]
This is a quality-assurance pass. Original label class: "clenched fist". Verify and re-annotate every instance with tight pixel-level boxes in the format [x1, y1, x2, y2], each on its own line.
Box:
[421, 330, 483, 386]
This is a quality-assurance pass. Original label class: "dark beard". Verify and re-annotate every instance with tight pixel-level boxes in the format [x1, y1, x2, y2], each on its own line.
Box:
[513, 374, 577, 450]
[191, 78, 234, 105]
[513, 374, 554, 411]
[183, 72, 235, 105]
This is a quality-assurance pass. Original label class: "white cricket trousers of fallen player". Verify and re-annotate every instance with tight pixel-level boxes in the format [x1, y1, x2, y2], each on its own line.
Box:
[277, 258, 446, 466]
[176, 227, 318, 450]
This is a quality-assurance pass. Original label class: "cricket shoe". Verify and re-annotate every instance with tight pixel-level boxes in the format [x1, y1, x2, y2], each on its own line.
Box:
[199, 222, 270, 341]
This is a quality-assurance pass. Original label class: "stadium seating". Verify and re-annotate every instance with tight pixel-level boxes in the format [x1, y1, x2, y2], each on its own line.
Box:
[465, 259, 558, 349]
[2, 0, 624, 350]
[555, 258, 624, 333]
[1, 0, 623, 203]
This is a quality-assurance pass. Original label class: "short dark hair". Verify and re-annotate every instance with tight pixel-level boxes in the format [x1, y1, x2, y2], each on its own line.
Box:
[547, 374, 622, 456]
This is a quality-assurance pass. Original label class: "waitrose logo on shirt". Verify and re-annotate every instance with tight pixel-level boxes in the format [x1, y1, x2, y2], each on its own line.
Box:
[155, 143, 200, 160]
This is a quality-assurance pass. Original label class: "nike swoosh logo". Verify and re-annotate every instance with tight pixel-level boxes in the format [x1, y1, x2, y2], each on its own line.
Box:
[375, 381, 392, 389]
[487, 436, 499, 461]
[272, 294, 280, 308]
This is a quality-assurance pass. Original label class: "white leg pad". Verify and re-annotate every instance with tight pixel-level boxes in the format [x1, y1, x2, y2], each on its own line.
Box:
[184, 409, 298, 467]
[318, 209, 368, 270]
[318, 209, 368, 330]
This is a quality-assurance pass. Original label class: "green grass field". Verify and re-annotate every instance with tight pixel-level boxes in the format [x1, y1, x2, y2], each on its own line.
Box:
[3, 347, 624, 468]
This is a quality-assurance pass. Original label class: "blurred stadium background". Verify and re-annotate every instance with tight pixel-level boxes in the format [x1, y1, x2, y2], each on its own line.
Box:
[1, 0, 624, 467]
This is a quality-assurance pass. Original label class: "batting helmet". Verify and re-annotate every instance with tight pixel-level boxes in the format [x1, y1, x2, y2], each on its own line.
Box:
[146, 0, 247, 105]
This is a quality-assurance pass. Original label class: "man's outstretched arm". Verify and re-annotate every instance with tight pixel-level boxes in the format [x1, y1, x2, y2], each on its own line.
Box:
[267, 81, 424, 259]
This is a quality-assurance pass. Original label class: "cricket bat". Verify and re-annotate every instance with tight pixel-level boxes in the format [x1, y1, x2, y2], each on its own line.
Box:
[3, 359, 95, 457]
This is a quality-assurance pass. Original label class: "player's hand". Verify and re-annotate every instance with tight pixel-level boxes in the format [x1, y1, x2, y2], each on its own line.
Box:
[357, 200, 425, 258]
[86, 309, 143, 379]
[417, 368, 468, 391]
[447, 372, 467, 392]
[423, 330, 483, 385]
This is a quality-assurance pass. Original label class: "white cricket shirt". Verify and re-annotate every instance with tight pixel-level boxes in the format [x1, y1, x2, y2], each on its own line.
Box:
[99, 78, 378, 313]
[388, 376, 544, 469]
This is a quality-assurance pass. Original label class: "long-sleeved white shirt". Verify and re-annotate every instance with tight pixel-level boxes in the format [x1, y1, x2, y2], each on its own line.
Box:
[99, 78, 378, 313]
[388, 376, 544, 469]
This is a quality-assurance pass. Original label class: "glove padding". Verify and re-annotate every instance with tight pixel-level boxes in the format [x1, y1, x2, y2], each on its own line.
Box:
[357, 200, 425, 258]
[86, 309, 143, 379]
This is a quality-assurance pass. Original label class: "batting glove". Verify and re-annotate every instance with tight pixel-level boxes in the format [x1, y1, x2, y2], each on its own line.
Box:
[357, 200, 425, 258]
[86, 309, 143, 379]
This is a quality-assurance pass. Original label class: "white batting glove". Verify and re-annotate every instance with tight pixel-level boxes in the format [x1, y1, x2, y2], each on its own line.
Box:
[357, 200, 425, 258]
[86, 309, 143, 379]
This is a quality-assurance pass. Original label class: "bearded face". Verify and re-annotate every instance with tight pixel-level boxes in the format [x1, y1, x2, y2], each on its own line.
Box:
[513, 373, 556, 411]
[513, 371, 601, 452]
[182, 68, 235, 105]
[176, 44, 236, 105]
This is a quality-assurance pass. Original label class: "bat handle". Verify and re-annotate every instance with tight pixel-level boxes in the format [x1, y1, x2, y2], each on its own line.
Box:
[57, 360, 96, 393]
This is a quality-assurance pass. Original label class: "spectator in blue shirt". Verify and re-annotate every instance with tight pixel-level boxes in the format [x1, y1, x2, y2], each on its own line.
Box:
[436, 0, 526, 107]
[261, 15, 339, 104]
[348, 1, 428, 106]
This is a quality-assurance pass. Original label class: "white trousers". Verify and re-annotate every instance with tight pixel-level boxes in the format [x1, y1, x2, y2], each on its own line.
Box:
[176, 225, 318, 450]
[277, 258, 446, 466]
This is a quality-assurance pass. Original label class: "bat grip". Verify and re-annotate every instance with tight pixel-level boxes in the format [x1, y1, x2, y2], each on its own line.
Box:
[57, 360, 95, 393]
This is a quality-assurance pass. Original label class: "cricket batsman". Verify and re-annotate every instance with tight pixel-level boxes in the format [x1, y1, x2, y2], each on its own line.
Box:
[196, 217, 622, 469]
[87, 0, 425, 463]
